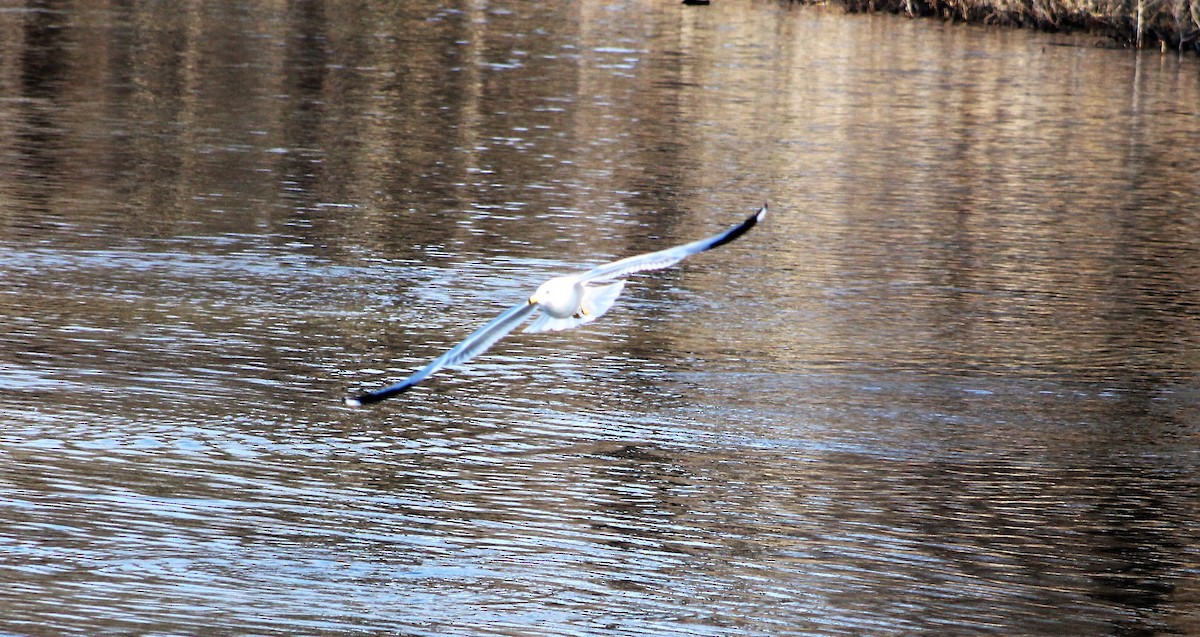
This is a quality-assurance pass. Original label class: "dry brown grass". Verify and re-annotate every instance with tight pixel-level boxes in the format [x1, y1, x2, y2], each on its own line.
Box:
[810, 0, 1200, 52]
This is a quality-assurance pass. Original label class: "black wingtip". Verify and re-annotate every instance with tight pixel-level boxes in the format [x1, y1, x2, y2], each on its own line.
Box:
[707, 202, 767, 251]
[343, 391, 391, 408]
[343, 382, 415, 407]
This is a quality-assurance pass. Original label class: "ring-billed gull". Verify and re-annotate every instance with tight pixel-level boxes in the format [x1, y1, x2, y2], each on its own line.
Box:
[345, 204, 767, 406]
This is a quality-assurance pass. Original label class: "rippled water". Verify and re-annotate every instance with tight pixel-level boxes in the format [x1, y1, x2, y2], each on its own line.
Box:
[3, 1, 1200, 635]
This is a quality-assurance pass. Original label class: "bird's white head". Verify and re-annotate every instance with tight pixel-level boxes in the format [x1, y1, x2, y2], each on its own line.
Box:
[529, 275, 583, 317]
[529, 275, 573, 304]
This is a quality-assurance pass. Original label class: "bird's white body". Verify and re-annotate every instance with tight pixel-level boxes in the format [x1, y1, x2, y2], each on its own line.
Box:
[530, 276, 583, 319]
[345, 204, 767, 406]
[525, 276, 626, 333]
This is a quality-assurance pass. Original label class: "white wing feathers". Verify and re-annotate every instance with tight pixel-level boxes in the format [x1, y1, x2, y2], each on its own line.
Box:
[580, 204, 766, 283]
[345, 302, 536, 406]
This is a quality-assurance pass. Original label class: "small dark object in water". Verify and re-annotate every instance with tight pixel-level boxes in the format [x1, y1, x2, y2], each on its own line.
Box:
[682, 0, 711, 5]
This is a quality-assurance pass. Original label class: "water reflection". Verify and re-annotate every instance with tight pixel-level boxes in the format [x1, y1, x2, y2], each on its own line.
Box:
[3, 1, 1200, 636]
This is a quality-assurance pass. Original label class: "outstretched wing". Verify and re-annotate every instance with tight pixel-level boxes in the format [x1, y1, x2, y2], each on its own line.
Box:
[579, 204, 767, 284]
[345, 301, 538, 406]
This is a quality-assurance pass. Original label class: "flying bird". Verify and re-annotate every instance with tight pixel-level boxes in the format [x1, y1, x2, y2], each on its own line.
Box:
[345, 204, 767, 406]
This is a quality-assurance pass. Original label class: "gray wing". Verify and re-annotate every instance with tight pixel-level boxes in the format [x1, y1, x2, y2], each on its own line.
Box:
[345, 301, 538, 406]
[579, 204, 767, 284]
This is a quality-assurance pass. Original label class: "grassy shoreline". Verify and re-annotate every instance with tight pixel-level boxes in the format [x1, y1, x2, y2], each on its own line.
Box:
[797, 0, 1200, 53]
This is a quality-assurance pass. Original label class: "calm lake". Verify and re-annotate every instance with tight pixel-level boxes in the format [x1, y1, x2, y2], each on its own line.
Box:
[2, 1, 1200, 635]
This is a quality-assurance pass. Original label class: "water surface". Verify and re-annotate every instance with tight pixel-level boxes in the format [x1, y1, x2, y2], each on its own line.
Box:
[2, 1, 1200, 635]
